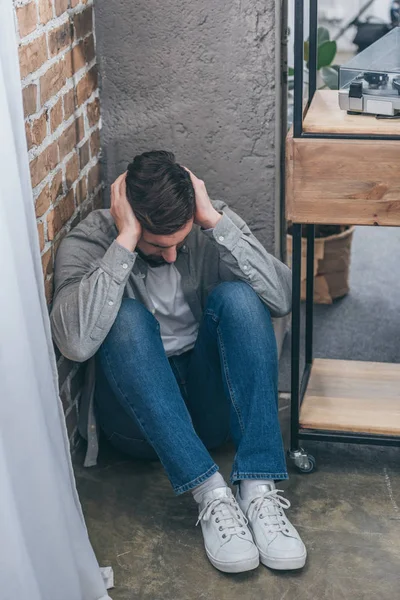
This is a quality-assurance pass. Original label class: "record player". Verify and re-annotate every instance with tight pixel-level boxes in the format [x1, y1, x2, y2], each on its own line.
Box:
[338, 27, 400, 116]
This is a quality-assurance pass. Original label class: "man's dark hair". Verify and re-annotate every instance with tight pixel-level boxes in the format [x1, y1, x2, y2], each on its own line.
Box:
[126, 150, 195, 235]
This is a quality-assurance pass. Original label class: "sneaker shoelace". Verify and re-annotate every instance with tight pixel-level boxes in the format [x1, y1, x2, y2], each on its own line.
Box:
[196, 496, 248, 542]
[247, 489, 292, 535]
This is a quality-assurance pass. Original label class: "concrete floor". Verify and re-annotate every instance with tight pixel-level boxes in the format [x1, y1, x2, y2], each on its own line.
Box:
[74, 397, 400, 600]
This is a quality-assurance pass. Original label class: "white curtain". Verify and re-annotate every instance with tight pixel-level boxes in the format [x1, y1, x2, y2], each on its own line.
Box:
[0, 2, 111, 599]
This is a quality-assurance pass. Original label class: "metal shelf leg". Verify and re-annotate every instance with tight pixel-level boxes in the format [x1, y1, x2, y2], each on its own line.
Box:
[290, 224, 302, 453]
[305, 224, 315, 365]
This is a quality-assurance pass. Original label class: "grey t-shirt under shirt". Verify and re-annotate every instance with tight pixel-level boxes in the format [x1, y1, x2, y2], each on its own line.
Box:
[145, 263, 199, 356]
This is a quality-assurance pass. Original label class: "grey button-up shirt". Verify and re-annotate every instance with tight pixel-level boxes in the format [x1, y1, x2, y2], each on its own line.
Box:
[51, 200, 292, 466]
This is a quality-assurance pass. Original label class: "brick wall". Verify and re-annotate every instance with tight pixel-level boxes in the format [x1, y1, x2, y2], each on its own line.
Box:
[15, 0, 102, 445]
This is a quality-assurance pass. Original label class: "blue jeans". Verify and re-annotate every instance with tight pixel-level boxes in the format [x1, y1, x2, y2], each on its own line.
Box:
[95, 282, 288, 494]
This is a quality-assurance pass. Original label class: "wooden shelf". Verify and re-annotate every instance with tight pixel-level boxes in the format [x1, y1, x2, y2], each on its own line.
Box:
[300, 359, 400, 436]
[286, 91, 400, 226]
[303, 90, 400, 136]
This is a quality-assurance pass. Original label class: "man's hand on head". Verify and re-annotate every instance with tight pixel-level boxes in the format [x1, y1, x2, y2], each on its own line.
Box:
[184, 168, 222, 230]
[110, 172, 142, 252]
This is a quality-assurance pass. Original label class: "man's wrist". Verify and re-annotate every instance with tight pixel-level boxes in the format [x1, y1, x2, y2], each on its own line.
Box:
[116, 231, 139, 253]
[200, 209, 223, 230]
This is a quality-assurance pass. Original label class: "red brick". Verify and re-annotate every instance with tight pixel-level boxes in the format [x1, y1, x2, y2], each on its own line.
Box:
[37, 221, 45, 251]
[73, 7, 93, 39]
[47, 190, 75, 239]
[86, 96, 100, 128]
[90, 128, 100, 158]
[30, 112, 48, 147]
[38, 0, 53, 24]
[88, 162, 101, 194]
[17, 3, 37, 38]
[30, 142, 59, 187]
[64, 49, 74, 79]
[54, 0, 69, 16]
[53, 228, 67, 255]
[22, 84, 37, 117]
[44, 275, 54, 304]
[76, 66, 97, 105]
[63, 88, 75, 120]
[48, 21, 72, 57]
[25, 122, 33, 150]
[35, 185, 51, 217]
[76, 175, 87, 205]
[50, 98, 63, 132]
[41, 247, 53, 276]
[19, 35, 47, 78]
[50, 170, 63, 201]
[58, 115, 85, 160]
[40, 59, 68, 105]
[79, 140, 90, 168]
[65, 152, 79, 188]
[71, 35, 95, 72]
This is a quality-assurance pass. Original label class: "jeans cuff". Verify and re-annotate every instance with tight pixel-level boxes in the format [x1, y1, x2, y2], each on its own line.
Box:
[173, 464, 220, 495]
[231, 471, 288, 484]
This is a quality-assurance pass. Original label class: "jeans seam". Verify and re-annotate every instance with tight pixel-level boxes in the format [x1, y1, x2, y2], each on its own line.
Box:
[174, 464, 219, 495]
[205, 307, 245, 434]
[101, 345, 216, 494]
[216, 326, 245, 435]
[101, 346, 160, 452]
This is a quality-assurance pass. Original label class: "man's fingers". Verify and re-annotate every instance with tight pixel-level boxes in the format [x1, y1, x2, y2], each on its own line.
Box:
[117, 172, 127, 198]
[111, 172, 128, 206]
[182, 166, 196, 180]
[182, 166, 203, 186]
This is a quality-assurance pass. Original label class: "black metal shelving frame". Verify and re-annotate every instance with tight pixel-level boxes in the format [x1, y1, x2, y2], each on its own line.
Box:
[289, 0, 400, 471]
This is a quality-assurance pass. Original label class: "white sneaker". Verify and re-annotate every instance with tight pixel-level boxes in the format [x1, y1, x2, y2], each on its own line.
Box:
[237, 482, 307, 570]
[196, 486, 260, 573]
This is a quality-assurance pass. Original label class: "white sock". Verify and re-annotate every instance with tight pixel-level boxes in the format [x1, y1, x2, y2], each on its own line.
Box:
[192, 472, 227, 503]
[239, 479, 275, 500]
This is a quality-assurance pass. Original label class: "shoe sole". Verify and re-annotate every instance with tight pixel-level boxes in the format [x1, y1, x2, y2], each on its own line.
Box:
[260, 550, 307, 571]
[206, 549, 260, 574]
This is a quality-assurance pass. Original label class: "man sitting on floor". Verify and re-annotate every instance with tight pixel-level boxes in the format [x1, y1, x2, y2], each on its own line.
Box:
[51, 150, 306, 574]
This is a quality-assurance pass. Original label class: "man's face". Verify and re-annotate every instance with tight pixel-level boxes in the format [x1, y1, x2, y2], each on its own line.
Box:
[136, 219, 194, 265]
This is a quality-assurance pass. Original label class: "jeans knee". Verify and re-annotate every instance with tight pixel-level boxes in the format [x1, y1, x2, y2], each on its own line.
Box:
[105, 298, 159, 349]
[208, 281, 270, 321]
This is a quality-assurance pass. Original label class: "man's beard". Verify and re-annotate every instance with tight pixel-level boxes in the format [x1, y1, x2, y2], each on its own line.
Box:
[136, 248, 169, 268]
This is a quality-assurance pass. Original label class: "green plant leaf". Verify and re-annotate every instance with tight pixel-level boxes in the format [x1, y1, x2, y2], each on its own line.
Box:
[288, 67, 295, 76]
[317, 40, 337, 68]
[320, 66, 339, 89]
[317, 26, 330, 45]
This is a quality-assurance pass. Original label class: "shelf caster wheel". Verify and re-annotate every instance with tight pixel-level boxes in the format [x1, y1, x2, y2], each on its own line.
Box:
[288, 448, 317, 474]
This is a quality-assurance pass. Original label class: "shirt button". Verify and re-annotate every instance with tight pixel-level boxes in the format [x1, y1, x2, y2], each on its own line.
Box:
[151, 308, 156, 315]
[243, 265, 249, 271]
[108, 300, 114, 306]
[218, 236, 224, 242]
[122, 263, 128, 269]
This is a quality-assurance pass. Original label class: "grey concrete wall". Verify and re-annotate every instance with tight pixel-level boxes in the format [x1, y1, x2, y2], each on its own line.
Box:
[94, 0, 282, 254]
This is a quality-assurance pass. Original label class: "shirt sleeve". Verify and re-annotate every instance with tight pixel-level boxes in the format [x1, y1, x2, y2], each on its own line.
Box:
[51, 234, 137, 362]
[202, 204, 292, 317]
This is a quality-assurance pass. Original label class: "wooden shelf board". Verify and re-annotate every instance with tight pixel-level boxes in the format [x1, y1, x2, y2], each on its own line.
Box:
[300, 359, 400, 436]
[303, 90, 400, 136]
